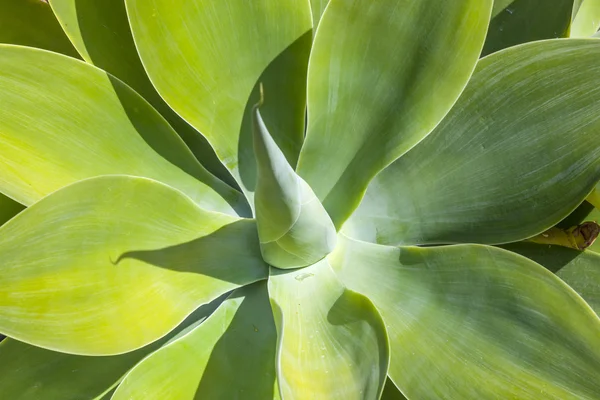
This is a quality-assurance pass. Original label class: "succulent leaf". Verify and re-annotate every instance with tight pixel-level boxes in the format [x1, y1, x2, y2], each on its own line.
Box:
[49, 0, 234, 186]
[268, 259, 389, 400]
[571, 0, 600, 37]
[124, 0, 312, 203]
[0, 45, 246, 216]
[296, 0, 493, 229]
[0, 176, 267, 355]
[346, 39, 600, 246]
[0, 299, 220, 400]
[253, 104, 336, 269]
[331, 235, 600, 399]
[503, 242, 600, 315]
[112, 283, 278, 400]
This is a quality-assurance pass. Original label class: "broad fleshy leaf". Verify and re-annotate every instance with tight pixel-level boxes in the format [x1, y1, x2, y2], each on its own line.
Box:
[125, 0, 312, 201]
[571, 0, 600, 37]
[112, 282, 278, 400]
[503, 242, 600, 315]
[296, 0, 492, 228]
[331, 235, 600, 399]
[0, 176, 267, 355]
[49, 0, 234, 186]
[483, 0, 573, 56]
[346, 39, 600, 246]
[0, 45, 246, 216]
[0, 0, 79, 57]
[0, 193, 24, 227]
[0, 300, 220, 400]
[268, 260, 389, 400]
[253, 107, 336, 269]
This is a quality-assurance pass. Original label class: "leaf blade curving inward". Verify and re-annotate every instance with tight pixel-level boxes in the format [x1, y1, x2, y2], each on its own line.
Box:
[331, 235, 600, 399]
[297, 0, 492, 229]
[346, 39, 600, 246]
[0, 44, 246, 216]
[0, 176, 267, 355]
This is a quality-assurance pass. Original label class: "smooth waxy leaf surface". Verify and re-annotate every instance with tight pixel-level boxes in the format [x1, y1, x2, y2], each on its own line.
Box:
[0, 176, 267, 355]
[331, 236, 600, 399]
[571, 0, 600, 37]
[483, 0, 573, 56]
[49, 0, 233, 185]
[296, 0, 492, 228]
[253, 108, 335, 269]
[0, 193, 24, 227]
[0, 45, 246, 216]
[113, 283, 278, 400]
[268, 260, 389, 400]
[503, 242, 600, 315]
[0, 0, 79, 57]
[0, 301, 219, 400]
[346, 39, 600, 246]
[125, 0, 312, 200]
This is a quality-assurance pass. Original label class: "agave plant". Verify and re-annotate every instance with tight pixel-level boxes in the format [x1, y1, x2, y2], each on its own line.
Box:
[1, 0, 600, 399]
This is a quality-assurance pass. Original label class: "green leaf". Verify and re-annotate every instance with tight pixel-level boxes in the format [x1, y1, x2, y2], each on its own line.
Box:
[125, 0, 312, 201]
[502, 242, 600, 315]
[112, 282, 278, 400]
[0, 300, 220, 400]
[0, 193, 24, 227]
[253, 107, 336, 269]
[296, 0, 492, 229]
[572, 0, 600, 37]
[0, 44, 246, 216]
[483, 0, 573, 56]
[0, 0, 79, 57]
[268, 259, 389, 400]
[345, 39, 600, 246]
[48, 0, 234, 187]
[0, 176, 267, 355]
[331, 235, 600, 399]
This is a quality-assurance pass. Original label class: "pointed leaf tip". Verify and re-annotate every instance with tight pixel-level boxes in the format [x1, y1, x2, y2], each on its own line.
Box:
[253, 106, 336, 269]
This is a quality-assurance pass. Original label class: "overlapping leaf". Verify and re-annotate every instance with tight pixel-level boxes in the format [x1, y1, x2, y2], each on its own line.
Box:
[269, 260, 389, 400]
[503, 242, 600, 315]
[49, 0, 233, 185]
[0, 45, 245, 215]
[331, 235, 600, 399]
[345, 39, 600, 246]
[297, 0, 492, 228]
[125, 0, 312, 201]
[0, 176, 267, 355]
[112, 283, 278, 400]
[571, 0, 600, 37]
[0, 299, 220, 400]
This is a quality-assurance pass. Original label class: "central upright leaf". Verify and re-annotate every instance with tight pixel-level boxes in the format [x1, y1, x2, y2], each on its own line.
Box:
[253, 103, 336, 269]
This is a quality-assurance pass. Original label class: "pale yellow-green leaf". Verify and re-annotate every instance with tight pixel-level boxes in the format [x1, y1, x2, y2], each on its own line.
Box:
[0, 176, 267, 355]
